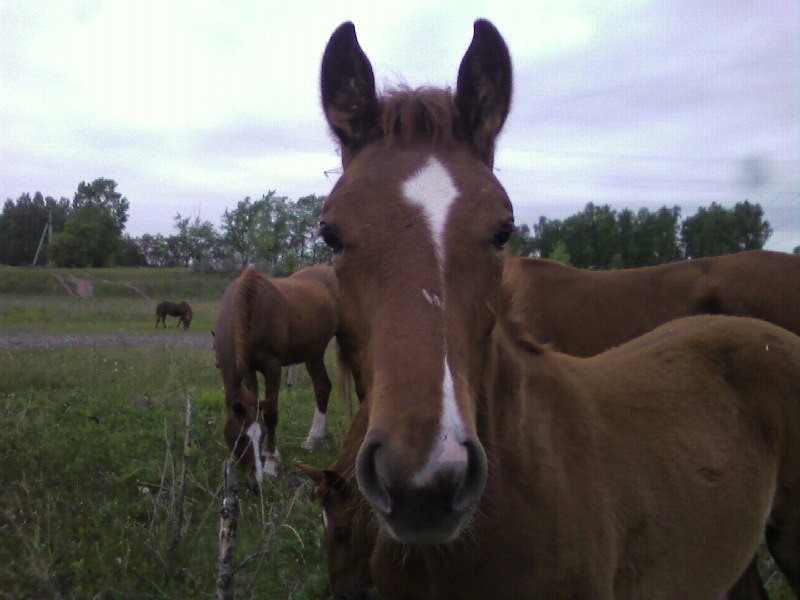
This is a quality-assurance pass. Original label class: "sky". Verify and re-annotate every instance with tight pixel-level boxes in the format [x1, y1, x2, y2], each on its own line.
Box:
[2, 0, 798, 252]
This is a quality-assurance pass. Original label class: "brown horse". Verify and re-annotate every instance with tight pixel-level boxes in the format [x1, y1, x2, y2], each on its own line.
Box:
[310, 20, 800, 599]
[155, 300, 192, 329]
[299, 401, 373, 600]
[504, 252, 800, 357]
[214, 265, 340, 489]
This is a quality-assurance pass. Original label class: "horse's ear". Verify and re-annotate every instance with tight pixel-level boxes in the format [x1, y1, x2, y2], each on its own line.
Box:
[297, 462, 325, 484]
[321, 21, 380, 163]
[455, 19, 512, 167]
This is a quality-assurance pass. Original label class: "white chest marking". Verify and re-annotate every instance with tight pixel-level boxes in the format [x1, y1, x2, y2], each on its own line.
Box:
[402, 156, 459, 271]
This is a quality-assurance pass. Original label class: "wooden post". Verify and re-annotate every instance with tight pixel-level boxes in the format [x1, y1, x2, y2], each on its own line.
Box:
[172, 389, 193, 549]
[216, 459, 239, 600]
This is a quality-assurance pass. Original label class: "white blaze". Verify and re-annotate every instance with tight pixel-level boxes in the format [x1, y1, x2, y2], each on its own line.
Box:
[403, 156, 459, 271]
[412, 358, 468, 486]
[402, 156, 468, 486]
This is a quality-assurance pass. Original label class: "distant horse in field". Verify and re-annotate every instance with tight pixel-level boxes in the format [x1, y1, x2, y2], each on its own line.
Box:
[214, 265, 355, 489]
[304, 20, 800, 600]
[504, 251, 800, 357]
[155, 301, 192, 329]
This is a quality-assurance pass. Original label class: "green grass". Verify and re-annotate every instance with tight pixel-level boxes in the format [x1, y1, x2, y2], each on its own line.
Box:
[0, 328, 354, 598]
[0, 296, 220, 334]
[0, 265, 234, 300]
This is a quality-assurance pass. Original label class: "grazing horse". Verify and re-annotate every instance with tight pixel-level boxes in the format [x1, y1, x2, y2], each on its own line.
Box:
[311, 20, 800, 600]
[504, 252, 800, 357]
[299, 401, 373, 600]
[155, 300, 192, 329]
[214, 265, 340, 489]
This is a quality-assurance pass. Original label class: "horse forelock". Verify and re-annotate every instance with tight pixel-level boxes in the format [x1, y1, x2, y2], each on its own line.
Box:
[379, 87, 459, 148]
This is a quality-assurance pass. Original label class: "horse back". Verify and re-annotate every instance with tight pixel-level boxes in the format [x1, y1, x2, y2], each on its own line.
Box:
[274, 271, 339, 363]
[503, 258, 709, 355]
[483, 314, 800, 598]
[709, 250, 800, 334]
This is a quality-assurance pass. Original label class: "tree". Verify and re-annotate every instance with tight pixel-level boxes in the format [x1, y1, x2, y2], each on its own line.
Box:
[681, 201, 771, 258]
[72, 178, 129, 232]
[48, 204, 123, 267]
[220, 192, 329, 273]
[0, 192, 71, 265]
[172, 214, 222, 269]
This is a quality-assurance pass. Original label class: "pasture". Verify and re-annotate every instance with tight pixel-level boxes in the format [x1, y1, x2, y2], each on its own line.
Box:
[0, 267, 355, 599]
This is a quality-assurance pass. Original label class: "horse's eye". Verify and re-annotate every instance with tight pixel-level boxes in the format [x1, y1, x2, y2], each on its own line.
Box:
[492, 220, 514, 250]
[318, 222, 343, 253]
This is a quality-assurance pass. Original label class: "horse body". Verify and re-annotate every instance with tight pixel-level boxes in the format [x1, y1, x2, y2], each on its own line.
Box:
[155, 300, 192, 329]
[312, 19, 800, 600]
[214, 265, 339, 487]
[504, 252, 800, 356]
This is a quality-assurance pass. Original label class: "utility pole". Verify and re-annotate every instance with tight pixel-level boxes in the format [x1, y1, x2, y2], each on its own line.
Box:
[32, 210, 53, 266]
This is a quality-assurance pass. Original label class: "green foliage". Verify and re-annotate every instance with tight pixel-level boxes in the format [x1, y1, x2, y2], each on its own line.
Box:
[218, 192, 330, 274]
[48, 204, 124, 267]
[0, 192, 71, 266]
[72, 178, 130, 233]
[549, 240, 571, 265]
[532, 201, 770, 269]
[681, 200, 773, 258]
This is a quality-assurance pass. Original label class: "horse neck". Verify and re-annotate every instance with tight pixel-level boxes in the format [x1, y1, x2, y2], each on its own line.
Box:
[478, 328, 601, 485]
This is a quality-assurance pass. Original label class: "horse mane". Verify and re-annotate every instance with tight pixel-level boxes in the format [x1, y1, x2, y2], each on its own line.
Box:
[379, 87, 459, 147]
[233, 269, 263, 382]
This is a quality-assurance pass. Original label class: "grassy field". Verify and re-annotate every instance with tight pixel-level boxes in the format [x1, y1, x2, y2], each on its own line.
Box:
[1, 266, 796, 599]
[0, 267, 355, 599]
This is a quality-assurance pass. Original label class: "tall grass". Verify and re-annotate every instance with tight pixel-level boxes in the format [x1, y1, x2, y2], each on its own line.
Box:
[0, 342, 351, 599]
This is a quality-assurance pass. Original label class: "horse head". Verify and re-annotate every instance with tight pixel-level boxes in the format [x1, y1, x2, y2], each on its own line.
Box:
[319, 20, 513, 544]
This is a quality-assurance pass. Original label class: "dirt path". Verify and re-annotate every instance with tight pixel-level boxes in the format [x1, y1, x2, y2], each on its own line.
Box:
[0, 332, 212, 350]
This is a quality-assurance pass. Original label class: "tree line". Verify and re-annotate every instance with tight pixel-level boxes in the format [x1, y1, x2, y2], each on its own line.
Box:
[1, 178, 792, 273]
[512, 201, 780, 269]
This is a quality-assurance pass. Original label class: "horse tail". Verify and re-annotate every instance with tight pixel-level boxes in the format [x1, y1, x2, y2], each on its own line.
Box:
[335, 337, 356, 419]
[232, 269, 260, 385]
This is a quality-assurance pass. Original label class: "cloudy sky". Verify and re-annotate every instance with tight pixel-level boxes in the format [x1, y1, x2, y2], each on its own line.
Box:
[2, 0, 798, 252]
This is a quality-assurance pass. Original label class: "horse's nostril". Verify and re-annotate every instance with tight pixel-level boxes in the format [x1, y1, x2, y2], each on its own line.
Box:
[452, 439, 488, 512]
[356, 439, 392, 514]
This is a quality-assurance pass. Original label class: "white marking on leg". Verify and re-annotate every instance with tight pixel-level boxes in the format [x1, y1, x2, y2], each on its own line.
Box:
[302, 408, 327, 450]
[322, 508, 329, 529]
[403, 156, 459, 272]
[264, 448, 281, 477]
[246, 422, 265, 484]
[412, 357, 468, 486]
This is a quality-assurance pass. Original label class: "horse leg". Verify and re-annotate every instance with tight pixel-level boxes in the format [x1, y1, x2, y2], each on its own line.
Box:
[722, 558, 769, 600]
[765, 489, 800, 596]
[301, 354, 332, 450]
[261, 359, 282, 477]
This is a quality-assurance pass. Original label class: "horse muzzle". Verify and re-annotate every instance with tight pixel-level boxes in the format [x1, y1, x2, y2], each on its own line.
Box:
[356, 430, 487, 544]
